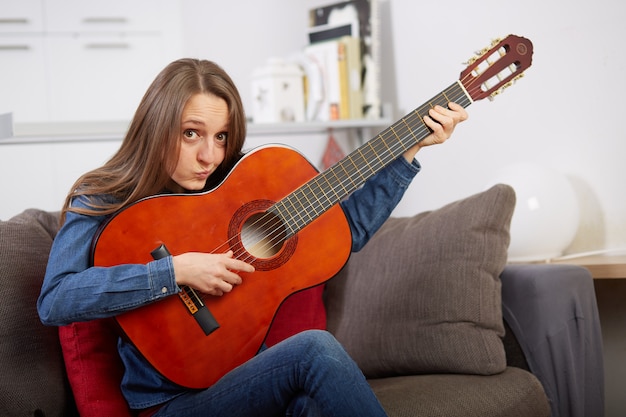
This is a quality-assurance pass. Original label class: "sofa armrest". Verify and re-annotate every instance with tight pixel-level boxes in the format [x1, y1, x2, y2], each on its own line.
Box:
[500, 264, 604, 417]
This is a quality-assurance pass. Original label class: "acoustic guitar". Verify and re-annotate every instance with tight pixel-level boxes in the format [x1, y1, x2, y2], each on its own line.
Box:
[92, 34, 534, 389]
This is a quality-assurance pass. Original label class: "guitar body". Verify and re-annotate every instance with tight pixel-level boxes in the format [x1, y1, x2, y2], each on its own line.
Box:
[92, 145, 352, 389]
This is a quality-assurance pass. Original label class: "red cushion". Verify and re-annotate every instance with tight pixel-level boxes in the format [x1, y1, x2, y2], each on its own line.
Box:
[58, 319, 133, 417]
[265, 285, 326, 346]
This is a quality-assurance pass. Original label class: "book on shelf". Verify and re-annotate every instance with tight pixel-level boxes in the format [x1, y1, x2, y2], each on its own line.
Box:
[303, 36, 362, 121]
[308, 0, 381, 120]
[339, 36, 363, 120]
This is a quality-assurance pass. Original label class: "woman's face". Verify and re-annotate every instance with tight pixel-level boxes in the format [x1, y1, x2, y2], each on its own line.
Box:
[170, 93, 229, 192]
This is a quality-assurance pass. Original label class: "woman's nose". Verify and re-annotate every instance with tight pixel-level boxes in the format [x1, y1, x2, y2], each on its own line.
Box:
[198, 138, 216, 164]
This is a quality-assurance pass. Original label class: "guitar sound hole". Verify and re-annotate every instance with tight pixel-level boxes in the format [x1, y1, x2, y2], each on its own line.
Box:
[240, 212, 286, 259]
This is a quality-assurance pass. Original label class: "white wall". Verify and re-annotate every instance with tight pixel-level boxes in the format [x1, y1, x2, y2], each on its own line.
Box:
[179, 0, 626, 255]
[385, 0, 626, 255]
[179, 0, 308, 109]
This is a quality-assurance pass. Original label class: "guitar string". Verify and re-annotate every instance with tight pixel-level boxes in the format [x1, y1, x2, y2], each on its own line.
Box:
[226, 77, 482, 266]
[196, 62, 501, 284]
[233, 39, 522, 260]
[217, 73, 485, 270]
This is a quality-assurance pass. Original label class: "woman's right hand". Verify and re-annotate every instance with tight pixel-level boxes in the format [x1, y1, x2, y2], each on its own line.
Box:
[172, 251, 255, 296]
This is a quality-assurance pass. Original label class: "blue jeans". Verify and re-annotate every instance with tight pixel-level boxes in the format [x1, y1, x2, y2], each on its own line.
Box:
[153, 330, 387, 417]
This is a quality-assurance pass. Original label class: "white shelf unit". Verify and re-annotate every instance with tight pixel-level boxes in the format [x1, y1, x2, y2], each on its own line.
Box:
[1, 118, 392, 145]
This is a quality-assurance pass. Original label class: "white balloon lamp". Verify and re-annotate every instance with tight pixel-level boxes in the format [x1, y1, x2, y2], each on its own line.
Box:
[490, 163, 580, 262]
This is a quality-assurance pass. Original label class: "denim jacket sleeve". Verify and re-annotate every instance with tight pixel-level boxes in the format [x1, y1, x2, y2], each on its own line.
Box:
[37, 197, 180, 326]
[341, 156, 420, 252]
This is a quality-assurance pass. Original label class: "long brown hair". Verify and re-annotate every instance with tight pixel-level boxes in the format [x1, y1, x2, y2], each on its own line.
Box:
[61, 58, 246, 223]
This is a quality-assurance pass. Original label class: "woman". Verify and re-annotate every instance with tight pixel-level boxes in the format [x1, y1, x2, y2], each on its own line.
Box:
[38, 58, 467, 416]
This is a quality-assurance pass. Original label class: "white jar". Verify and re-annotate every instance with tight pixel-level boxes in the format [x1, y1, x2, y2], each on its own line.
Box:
[251, 58, 305, 123]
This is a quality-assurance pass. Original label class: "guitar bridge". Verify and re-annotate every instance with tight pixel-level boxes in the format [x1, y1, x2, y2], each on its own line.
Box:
[179, 288, 199, 314]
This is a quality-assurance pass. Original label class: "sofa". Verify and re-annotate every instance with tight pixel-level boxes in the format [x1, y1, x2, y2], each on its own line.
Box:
[0, 184, 605, 417]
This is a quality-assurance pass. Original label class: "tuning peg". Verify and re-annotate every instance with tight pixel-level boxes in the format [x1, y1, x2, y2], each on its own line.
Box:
[464, 38, 502, 65]
[464, 56, 478, 66]
[488, 73, 526, 101]
[488, 88, 502, 101]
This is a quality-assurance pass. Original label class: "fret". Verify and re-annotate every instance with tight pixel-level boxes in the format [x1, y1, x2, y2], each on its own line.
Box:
[326, 166, 349, 196]
[356, 148, 375, 177]
[378, 133, 393, 155]
[400, 118, 420, 144]
[270, 201, 289, 235]
[299, 185, 317, 218]
[318, 175, 338, 206]
[292, 191, 314, 224]
[387, 125, 405, 152]
[282, 194, 306, 231]
[365, 140, 385, 169]
[306, 178, 330, 213]
[347, 155, 367, 183]
[337, 161, 357, 189]
[270, 202, 296, 237]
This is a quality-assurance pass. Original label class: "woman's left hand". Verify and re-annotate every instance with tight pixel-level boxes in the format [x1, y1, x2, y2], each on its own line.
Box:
[403, 101, 469, 162]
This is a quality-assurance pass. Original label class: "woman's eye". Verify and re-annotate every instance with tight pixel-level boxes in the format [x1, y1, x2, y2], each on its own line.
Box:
[216, 132, 228, 144]
[183, 129, 199, 141]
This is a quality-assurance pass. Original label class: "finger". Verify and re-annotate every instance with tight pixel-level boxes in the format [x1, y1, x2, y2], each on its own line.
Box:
[219, 280, 234, 294]
[223, 251, 255, 273]
[424, 113, 448, 137]
[221, 270, 243, 286]
[228, 259, 255, 273]
[446, 102, 469, 123]
[430, 102, 467, 124]
[212, 289, 224, 297]
[448, 101, 469, 119]
[427, 106, 452, 127]
[205, 277, 234, 295]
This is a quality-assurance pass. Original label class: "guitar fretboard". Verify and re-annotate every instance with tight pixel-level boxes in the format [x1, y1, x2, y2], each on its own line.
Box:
[272, 81, 472, 237]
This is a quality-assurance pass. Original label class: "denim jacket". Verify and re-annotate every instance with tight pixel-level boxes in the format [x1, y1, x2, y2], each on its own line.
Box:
[37, 155, 419, 409]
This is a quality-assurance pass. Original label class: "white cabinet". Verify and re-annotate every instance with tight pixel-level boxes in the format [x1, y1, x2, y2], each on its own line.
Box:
[44, 34, 165, 121]
[0, 36, 48, 121]
[44, 0, 163, 33]
[0, 0, 44, 33]
[0, 0, 180, 123]
[0, 0, 47, 120]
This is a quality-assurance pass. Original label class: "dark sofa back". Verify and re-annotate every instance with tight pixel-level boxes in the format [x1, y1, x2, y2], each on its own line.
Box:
[0, 209, 74, 417]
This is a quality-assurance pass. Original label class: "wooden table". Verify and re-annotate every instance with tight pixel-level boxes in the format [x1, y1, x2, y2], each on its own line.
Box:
[550, 254, 626, 279]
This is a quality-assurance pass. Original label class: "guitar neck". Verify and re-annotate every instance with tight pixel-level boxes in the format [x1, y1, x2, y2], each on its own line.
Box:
[271, 80, 473, 236]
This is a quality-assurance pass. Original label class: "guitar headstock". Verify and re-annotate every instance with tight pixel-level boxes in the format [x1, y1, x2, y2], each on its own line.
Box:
[460, 35, 533, 102]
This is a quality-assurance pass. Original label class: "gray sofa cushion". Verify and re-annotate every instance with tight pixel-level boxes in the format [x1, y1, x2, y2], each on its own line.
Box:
[369, 367, 550, 417]
[326, 184, 515, 377]
[0, 209, 72, 417]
